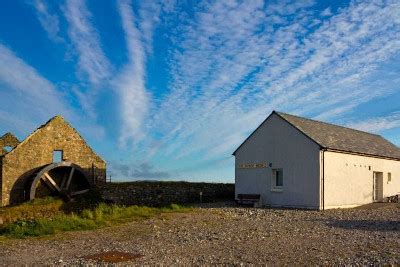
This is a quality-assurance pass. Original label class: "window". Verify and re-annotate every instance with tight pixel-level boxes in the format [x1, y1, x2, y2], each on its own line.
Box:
[388, 173, 392, 184]
[271, 169, 283, 192]
[53, 150, 63, 163]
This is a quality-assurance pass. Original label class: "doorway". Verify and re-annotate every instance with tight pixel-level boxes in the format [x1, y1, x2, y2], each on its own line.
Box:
[373, 172, 383, 202]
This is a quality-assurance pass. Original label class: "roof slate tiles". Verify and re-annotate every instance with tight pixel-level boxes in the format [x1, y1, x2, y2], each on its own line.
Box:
[276, 112, 400, 160]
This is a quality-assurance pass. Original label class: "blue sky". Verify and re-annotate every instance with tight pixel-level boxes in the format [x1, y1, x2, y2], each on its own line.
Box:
[0, 0, 400, 182]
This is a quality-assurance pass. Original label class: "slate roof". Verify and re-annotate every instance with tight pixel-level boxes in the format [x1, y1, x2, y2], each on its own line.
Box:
[233, 111, 400, 160]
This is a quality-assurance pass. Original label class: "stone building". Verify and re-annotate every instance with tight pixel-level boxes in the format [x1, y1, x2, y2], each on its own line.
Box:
[0, 116, 106, 207]
[0, 133, 20, 156]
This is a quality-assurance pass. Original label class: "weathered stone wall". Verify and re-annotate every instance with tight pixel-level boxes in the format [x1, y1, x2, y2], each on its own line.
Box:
[0, 157, 2, 207]
[1, 133, 21, 203]
[97, 181, 234, 206]
[1, 116, 106, 206]
[0, 133, 20, 156]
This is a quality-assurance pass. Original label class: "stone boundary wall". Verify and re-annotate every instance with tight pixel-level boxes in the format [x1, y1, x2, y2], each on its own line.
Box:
[97, 181, 234, 206]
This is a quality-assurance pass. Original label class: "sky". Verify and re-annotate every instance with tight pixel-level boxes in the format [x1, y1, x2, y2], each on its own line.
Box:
[0, 0, 400, 183]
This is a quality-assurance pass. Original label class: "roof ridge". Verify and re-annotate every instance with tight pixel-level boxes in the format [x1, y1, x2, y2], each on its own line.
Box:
[4, 115, 65, 154]
[3, 115, 105, 164]
[275, 111, 381, 137]
[233, 111, 400, 159]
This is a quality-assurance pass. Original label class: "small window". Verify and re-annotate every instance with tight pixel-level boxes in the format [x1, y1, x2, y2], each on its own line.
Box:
[53, 150, 63, 163]
[272, 169, 283, 191]
[388, 173, 392, 184]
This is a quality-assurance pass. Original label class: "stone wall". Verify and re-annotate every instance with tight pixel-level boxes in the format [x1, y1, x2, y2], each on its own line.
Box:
[0, 133, 20, 156]
[97, 181, 234, 206]
[0, 157, 2, 207]
[1, 133, 21, 205]
[1, 116, 106, 206]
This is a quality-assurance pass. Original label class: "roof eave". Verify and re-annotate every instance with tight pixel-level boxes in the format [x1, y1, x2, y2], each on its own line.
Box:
[322, 148, 400, 161]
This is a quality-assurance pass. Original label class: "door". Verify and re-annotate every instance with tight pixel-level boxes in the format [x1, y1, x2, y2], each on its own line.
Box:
[373, 172, 383, 202]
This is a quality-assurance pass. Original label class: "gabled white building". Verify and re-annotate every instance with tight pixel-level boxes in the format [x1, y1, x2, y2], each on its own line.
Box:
[233, 111, 400, 209]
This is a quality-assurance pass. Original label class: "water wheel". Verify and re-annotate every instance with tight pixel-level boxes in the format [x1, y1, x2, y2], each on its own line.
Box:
[29, 162, 91, 201]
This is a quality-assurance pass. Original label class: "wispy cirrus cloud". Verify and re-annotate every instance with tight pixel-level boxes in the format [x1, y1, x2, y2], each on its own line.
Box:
[349, 112, 400, 134]
[0, 43, 105, 141]
[138, 0, 400, 177]
[0, 43, 71, 133]
[63, 0, 114, 120]
[64, 0, 111, 86]
[115, 0, 153, 146]
[3, 0, 399, 182]
[32, 0, 64, 43]
[145, 0, 316, 161]
[112, 0, 175, 146]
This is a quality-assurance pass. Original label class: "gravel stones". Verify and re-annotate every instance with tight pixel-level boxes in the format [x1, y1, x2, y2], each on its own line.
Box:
[0, 202, 399, 265]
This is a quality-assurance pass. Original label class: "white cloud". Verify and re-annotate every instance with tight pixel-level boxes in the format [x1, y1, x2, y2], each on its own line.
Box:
[0, 43, 71, 133]
[349, 112, 400, 133]
[32, 0, 64, 43]
[321, 7, 332, 17]
[115, 0, 151, 145]
[63, 0, 114, 120]
[0, 43, 105, 141]
[137, 1, 162, 55]
[64, 0, 111, 86]
[9, 0, 400, 181]
[137, 0, 400, 174]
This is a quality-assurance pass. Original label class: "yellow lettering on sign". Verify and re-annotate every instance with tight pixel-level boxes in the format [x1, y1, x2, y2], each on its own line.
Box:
[238, 163, 267, 169]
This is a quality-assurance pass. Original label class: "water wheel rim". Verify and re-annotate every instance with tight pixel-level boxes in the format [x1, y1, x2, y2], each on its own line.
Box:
[29, 162, 91, 200]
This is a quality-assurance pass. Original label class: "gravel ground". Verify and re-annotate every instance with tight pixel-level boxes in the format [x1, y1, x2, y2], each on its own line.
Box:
[0, 202, 399, 265]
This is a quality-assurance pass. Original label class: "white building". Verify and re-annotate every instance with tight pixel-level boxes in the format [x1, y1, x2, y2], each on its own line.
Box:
[233, 111, 400, 209]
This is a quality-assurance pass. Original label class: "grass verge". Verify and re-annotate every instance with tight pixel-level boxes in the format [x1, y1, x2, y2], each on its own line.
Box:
[0, 202, 190, 238]
[0, 197, 65, 225]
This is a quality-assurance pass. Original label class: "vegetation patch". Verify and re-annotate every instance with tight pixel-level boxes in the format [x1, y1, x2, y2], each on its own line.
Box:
[0, 197, 65, 225]
[0, 190, 105, 225]
[0, 199, 190, 238]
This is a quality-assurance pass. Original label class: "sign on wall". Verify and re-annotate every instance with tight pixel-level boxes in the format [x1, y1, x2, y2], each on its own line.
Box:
[238, 163, 267, 169]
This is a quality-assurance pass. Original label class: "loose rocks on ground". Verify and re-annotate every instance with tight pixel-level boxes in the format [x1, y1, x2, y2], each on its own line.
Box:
[0, 202, 399, 265]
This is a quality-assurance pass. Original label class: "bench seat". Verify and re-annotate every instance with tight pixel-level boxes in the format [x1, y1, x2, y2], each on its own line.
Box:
[236, 194, 261, 207]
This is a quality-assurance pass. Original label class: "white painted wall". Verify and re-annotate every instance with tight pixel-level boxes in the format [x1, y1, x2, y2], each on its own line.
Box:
[235, 113, 321, 209]
[323, 151, 400, 209]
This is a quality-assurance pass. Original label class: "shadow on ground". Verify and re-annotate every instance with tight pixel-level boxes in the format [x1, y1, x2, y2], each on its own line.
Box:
[323, 219, 399, 232]
[354, 202, 399, 210]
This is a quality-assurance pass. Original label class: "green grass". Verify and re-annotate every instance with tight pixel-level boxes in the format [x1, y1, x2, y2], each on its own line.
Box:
[0, 197, 65, 225]
[0, 201, 191, 238]
[0, 190, 106, 225]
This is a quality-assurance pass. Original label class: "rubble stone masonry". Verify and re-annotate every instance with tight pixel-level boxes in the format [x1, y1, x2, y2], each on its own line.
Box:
[0, 133, 20, 156]
[0, 116, 106, 206]
[98, 181, 234, 206]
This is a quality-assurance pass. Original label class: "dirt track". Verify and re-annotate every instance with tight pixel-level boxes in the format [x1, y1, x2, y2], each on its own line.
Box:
[0, 202, 399, 265]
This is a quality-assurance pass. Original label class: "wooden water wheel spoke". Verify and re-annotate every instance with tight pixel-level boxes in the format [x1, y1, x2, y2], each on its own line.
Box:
[70, 189, 90, 197]
[29, 162, 91, 201]
[42, 172, 61, 192]
[60, 172, 68, 190]
[65, 167, 75, 190]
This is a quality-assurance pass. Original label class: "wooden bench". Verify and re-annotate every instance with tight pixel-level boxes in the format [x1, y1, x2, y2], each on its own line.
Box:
[236, 194, 261, 207]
